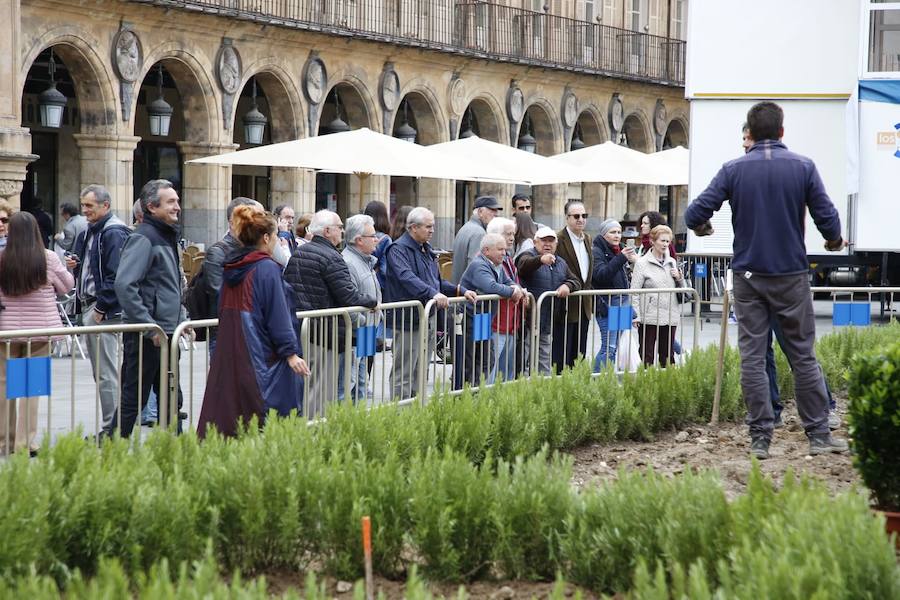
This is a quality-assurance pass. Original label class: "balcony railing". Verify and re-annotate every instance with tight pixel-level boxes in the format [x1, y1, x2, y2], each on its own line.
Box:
[130, 0, 686, 86]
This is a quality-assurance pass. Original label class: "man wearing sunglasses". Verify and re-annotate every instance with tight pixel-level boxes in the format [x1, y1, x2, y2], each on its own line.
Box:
[554, 201, 593, 372]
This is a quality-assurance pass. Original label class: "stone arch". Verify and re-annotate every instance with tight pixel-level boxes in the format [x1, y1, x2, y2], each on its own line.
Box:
[459, 94, 506, 143]
[232, 60, 305, 143]
[623, 109, 655, 220]
[318, 76, 377, 132]
[519, 97, 563, 156]
[394, 82, 446, 145]
[130, 43, 221, 143]
[622, 109, 654, 153]
[663, 114, 689, 148]
[572, 103, 608, 148]
[20, 28, 119, 134]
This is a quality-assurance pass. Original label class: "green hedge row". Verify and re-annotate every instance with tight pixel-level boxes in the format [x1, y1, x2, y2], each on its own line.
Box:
[1, 464, 897, 599]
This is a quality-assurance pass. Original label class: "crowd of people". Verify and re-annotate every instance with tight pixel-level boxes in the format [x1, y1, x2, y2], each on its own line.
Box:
[0, 179, 697, 450]
[0, 101, 848, 461]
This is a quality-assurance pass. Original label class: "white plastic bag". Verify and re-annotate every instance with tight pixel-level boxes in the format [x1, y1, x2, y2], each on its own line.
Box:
[616, 328, 642, 373]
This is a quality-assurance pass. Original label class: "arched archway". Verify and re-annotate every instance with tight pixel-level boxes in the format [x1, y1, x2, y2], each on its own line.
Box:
[517, 102, 562, 226]
[388, 89, 444, 218]
[230, 67, 304, 209]
[568, 108, 609, 223]
[315, 81, 375, 217]
[20, 37, 120, 229]
[455, 96, 506, 231]
[622, 111, 655, 221]
[662, 116, 690, 240]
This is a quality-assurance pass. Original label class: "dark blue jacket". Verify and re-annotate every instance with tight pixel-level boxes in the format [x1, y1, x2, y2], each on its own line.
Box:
[459, 254, 516, 316]
[591, 237, 630, 317]
[72, 212, 131, 319]
[684, 140, 842, 275]
[383, 232, 462, 328]
[516, 249, 581, 330]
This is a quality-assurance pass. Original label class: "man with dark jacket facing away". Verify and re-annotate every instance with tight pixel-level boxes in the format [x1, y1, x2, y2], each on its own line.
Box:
[283, 210, 377, 418]
[383, 207, 477, 400]
[685, 101, 848, 460]
[114, 179, 187, 437]
[67, 184, 131, 437]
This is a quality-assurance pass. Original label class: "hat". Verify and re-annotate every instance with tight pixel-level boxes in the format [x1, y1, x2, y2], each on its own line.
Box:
[474, 196, 503, 210]
[597, 218, 621, 239]
[534, 226, 557, 240]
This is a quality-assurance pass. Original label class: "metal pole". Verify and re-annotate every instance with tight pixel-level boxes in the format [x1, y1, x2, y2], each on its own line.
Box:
[710, 289, 730, 426]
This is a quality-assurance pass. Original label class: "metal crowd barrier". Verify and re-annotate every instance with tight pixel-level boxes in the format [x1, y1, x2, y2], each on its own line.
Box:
[709, 286, 900, 425]
[533, 287, 702, 375]
[0, 322, 169, 456]
[422, 293, 537, 396]
[678, 253, 733, 313]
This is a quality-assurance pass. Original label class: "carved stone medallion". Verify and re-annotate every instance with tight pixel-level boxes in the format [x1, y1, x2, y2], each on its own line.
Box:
[507, 83, 525, 123]
[303, 55, 327, 105]
[380, 65, 400, 111]
[654, 99, 668, 136]
[216, 41, 241, 95]
[609, 94, 625, 133]
[562, 90, 578, 129]
[112, 29, 142, 83]
[448, 76, 466, 116]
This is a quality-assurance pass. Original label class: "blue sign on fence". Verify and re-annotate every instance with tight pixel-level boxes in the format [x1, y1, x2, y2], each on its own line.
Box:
[6, 356, 52, 400]
[694, 263, 708, 278]
[832, 302, 871, 327]
[608, 305, 634, 332]
[355, 325, 378, 358]
[472, 313, 492, 342]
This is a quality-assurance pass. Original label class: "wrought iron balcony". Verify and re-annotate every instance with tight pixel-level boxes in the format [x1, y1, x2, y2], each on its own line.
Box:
[129, 0, 686, 86]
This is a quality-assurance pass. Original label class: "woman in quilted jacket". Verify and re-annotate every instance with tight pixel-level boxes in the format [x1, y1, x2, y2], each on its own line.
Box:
[0, 211, 74, 456]
[630, 225, 684, 366]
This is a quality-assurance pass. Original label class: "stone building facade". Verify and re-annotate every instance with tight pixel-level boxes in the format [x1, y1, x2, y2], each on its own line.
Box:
[3, 0, 689, 248]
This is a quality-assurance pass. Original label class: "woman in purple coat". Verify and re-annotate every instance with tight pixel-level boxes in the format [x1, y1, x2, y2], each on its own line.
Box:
[197, 206, 309, 438]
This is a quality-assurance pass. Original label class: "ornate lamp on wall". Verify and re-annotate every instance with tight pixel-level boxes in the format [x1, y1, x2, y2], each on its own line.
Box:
[460, 109, 477, 139]
[570, 123, 586, 151]
[147, 64, 173, 137]
[324, 88, 350, 134]
[394, 99, 417, 143]
[242, 77, 268, 145]
[38, 49, 67, 129]
[517, 114, 536, 153]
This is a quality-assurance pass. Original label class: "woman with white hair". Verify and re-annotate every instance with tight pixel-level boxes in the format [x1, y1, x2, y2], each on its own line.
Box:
[591, 218, 637, 371]
[485, 217, 523, 382]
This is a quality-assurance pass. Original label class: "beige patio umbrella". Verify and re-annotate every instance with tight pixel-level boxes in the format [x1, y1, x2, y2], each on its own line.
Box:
[187, 127, 525, 203]
[644, 145, 689, 186]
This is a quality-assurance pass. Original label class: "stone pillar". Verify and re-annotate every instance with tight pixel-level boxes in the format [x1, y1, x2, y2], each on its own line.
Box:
[74, 134, 141, 220]
[0, 0, 36, 207]
[419, 178, 454, 250]
[533, 183, 567, 230]
[271, 167, 315, 215]
[177, 141, 238, 245]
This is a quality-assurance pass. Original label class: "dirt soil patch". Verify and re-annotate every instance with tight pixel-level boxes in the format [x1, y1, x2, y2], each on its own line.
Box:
[570, 398, 860, 500]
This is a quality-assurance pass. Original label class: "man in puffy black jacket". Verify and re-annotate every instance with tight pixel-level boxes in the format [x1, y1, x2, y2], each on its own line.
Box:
[283, 210, 376, 417]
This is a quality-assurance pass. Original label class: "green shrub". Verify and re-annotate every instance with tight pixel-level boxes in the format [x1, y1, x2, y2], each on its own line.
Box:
[847, 340, 900, 511]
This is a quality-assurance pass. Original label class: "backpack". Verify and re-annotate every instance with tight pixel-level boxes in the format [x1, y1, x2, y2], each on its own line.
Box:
[183, 261, 215, 341]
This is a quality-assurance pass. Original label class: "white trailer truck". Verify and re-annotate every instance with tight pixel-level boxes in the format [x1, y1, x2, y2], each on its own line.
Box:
[685, 0, 900, 286]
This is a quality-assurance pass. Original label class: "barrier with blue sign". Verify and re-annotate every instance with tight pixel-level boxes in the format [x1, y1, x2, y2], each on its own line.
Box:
[472, 313, 493, 341]
[693, 263, 708, 278]
[6, 356, 51, 400]
[608, 305, 635, 332]
[355, 325, 378, 358]
[832, 302, 871, 327]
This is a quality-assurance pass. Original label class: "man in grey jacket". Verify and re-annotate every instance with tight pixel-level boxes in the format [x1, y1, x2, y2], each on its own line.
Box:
[114, 179, 187, 437]
[450, 196, 502, 284]
[339, 214, 382, 402]
[54, 203, 87, 253]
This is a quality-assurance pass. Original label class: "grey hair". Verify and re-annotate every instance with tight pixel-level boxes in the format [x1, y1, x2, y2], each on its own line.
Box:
[308, 209, 338, 236]
[346, 214, 374, 245]
[132, 199, 143, 221]
[486, 217, 515, 235]
[406, 206, 433, 229]
[138, 179, 175, 215]
[227, 197, 261, 222]
[480, 232, 507, 251]
[80, 184, 111, 207]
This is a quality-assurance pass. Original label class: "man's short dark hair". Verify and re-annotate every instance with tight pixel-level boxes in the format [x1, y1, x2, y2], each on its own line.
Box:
[273, 204, 290, 217]
[564, 199, 585, 216]
[227, 197, 258, 222]
[60, 202, 80, 218]
[511, 193, 531, 208]
[139, 179, 174, 215]
[747, 102, 783, 143]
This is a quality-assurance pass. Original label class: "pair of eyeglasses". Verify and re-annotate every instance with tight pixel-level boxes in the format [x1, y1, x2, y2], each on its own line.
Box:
[568, 213, 589, 220]
[358, 234, 378, 239]
[0, 217, 8, 224]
